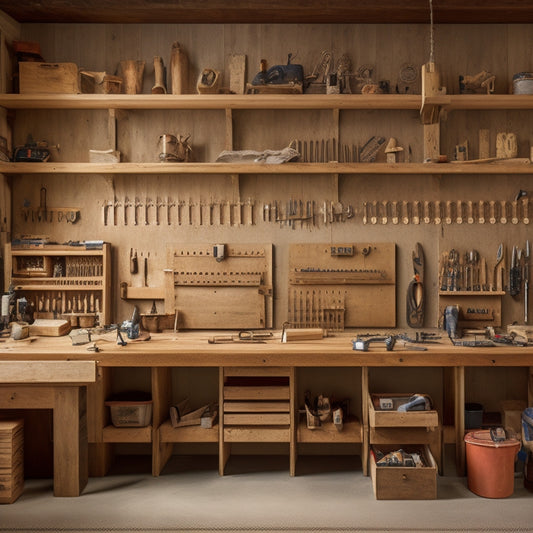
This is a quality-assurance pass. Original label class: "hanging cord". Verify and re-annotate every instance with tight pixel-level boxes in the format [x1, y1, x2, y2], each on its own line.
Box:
[429, 0, 435, 63]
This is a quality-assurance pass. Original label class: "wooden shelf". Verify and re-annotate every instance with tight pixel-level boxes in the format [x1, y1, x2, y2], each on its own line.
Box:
[158, 420, 218, 443]
[0, 93, 422, 110]
[102, 425, 152, 443]
[2, 161, 532, 175]
[2, 93, 533, 112]
[428, 94, 533, 111]
[297, 416, 362, 443]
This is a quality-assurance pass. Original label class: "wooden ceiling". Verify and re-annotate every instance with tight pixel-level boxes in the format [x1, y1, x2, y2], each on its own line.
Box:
[1, 0, 533, 24]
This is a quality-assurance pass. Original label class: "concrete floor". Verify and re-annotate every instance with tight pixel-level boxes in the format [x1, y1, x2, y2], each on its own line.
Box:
[1, 453, 532, 533]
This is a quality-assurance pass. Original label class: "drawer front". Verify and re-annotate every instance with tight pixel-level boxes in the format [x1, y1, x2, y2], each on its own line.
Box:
[370, 445, 437, 500]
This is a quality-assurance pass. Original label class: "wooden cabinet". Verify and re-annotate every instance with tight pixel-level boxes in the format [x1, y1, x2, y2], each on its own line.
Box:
[5, 243, 112, 327]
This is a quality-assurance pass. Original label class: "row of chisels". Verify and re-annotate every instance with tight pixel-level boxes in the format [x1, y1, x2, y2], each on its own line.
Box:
[102, 197, 354, 227]
[362, 198, 530, 225]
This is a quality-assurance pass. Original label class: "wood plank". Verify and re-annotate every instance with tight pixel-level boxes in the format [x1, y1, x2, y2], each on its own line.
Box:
[3, 161, 533, 174]
[297, 417, 362, 443]
[159, 420, 218, 443]
[102, 425, 152, 443]
[224, 413, 290, 425]
[0, 386, 54, 408]
[0, 361, 96, 383]
[224, 426, 290, 442]
[224, 385, 290, 401]
[223, 401, 289, 412]
[224, 367, 291, 377]
[53, 386, 87, 496]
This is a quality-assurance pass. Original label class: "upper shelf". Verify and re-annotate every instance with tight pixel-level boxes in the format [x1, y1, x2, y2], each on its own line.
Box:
[0, 94, 421, 110]
[1, 162, 532, 175]
[1, 93, 533, 111]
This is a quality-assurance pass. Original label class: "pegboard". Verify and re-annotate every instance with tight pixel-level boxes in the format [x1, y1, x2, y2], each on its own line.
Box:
[288, 243, 396, 328]
[165, 243, 272, 329]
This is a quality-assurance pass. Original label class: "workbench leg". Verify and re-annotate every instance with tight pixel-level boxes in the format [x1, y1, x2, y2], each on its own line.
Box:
[218, 367, 229, 476]
[289, 367, 297, 476]
[361, 367, 369, 476]
[454, 366, 465, 476]
[152, 367, 173, 476]
[88, 443, 112, 477]
[53, 386, 88, 496]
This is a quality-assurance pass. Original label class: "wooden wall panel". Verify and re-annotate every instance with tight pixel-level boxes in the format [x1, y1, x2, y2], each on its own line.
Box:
[5, 22, 530, 331]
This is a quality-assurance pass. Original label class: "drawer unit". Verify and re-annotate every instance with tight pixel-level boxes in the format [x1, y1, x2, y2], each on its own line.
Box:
[370, 444, 437, 500]
[219, 367, 296, 475]
[367, 393, 442, 474]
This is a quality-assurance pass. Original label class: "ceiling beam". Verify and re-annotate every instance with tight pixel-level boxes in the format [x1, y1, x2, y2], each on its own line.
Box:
[1, 0, 533, 24]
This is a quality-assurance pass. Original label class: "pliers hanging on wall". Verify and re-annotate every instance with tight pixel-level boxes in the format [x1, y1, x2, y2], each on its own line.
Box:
[406, 242, 425, 328]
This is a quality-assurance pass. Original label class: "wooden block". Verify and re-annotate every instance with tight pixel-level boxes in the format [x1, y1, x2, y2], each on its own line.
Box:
[19, 62, 79, 94]
[28, 318, 70, 336]
[0, 419, 24, 504]
[0, 361, 96, 384]
[370, 444, 437, 500]
[479, 129, 490, 159]
[229, 54, 246, 95]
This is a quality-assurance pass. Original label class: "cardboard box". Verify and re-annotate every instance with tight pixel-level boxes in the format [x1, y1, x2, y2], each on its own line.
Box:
[0, 419, 24, 504]
[19, 62, 79, 94]
[370, 444, 437, 500]
[501, 400, 527, 435]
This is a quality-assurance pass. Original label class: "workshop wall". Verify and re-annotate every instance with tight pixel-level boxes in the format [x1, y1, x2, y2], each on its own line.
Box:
[6, 21, 532, 423]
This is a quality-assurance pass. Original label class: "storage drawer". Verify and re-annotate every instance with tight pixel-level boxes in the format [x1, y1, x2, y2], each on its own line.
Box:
[370, 444, 437, 500]
[369, 393, 439, 428]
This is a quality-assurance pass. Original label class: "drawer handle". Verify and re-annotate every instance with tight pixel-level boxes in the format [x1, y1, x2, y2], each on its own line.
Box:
[402, 474, 408, 481]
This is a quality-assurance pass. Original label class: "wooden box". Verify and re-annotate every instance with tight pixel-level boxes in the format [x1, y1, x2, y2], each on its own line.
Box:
[0, 419, 24, 504]
[369, 393, 439, 428]
[19, 62, 79, 94]
[370, 445, 437, 500]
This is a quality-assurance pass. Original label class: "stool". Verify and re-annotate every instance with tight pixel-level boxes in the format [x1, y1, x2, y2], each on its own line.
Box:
[0, 419, 24, 504]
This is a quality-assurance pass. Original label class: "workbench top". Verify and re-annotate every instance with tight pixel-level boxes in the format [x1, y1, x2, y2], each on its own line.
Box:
[1, 330, 533, 367]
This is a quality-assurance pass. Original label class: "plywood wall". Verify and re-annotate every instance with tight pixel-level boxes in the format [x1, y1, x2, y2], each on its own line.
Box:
[6, 22, 532, 333]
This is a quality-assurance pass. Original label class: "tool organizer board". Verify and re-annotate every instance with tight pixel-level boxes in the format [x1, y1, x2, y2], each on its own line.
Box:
[165, 244, 273, 329]
[288, 243, 396, 328]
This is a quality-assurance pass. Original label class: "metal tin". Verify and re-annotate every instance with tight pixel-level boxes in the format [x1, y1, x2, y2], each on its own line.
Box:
[513, 72, 533, 94]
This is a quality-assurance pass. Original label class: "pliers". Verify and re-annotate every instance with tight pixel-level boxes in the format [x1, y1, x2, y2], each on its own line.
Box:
[407, 242, 425, 328]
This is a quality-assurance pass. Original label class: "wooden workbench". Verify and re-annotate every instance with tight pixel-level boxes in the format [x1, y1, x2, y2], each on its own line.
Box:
[1, 330, 532, 485]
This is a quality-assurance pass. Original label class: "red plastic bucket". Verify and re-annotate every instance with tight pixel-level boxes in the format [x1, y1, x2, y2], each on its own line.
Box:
[464, 430, 520, 498]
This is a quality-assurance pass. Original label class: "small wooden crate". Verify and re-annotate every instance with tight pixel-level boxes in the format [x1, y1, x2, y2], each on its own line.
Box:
[370, 444, 437, 500]
[0, 419, 24, 504]
[19, 62, 79, 94]
[368, 393, 439, 428]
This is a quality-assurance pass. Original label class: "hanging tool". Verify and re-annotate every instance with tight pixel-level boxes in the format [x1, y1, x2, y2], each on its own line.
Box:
[406, 242, 425, 328]
[493, 248, 502, 289]
[525, 240, 530, 323]
[510, 245, 522, 297]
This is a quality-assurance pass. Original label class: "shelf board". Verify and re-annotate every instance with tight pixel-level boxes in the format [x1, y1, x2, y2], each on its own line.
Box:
[428, 94, 533, 111]
[297, 417, 362, 443]
[2, 93, 533, 112]
[159, 420, 218, 443]
[102, 425, 152, 443]
[0, 93, 422, 110]
[2, 161, 533, 175]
